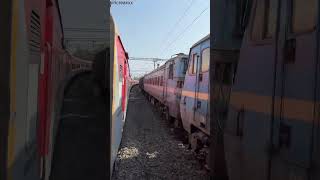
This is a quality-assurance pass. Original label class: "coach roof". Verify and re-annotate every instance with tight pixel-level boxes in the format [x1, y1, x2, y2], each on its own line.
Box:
[191, 34, 210, 49]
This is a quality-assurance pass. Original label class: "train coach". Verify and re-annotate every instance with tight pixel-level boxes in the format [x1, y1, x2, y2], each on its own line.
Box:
[180, 34, 210, 165]
[224, 0, 320, 180]
[142, 53, 188, 126]
[140, 35, 210, 168]
[1, 0, 92, 180]
[108, 15, 131, 177]
[92, 15, 131, 177]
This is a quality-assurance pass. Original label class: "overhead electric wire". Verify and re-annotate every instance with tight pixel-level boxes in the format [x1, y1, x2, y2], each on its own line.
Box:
[158, 0, 196, 49]
[129, 57, 167, 61]
[160, 6, 209, 57]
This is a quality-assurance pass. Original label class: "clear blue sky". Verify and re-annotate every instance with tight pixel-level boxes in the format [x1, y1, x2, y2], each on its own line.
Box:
[111, 0, 210, 78]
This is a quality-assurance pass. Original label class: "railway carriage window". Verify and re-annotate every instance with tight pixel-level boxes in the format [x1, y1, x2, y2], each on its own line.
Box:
[291, 0, 317, 33]
[119, 65, 123, 79]
[169, 64, 174, 79]
[188, 54, 197, 74]
[193, 55, 198, 74]
[188, 58, 193, 74]
[177, 81, 183, 88]
[201, 48, 210, 72]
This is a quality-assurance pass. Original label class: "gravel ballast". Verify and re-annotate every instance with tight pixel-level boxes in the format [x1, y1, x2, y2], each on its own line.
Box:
[112, 86, 209, 180]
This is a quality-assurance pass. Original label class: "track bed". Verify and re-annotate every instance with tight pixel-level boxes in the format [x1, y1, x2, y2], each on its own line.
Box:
[112, 86, 209, 180]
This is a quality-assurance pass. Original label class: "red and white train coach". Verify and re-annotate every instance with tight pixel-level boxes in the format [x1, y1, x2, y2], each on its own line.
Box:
[108, 15, 131, 177]
[1, 0, 91, 179]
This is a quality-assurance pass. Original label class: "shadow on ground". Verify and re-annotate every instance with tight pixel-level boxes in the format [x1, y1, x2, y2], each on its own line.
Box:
[50, 73, 107, 180]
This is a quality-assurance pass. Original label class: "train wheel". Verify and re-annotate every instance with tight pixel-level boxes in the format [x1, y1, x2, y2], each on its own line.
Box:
[189, 132, 199, 152]
[189, 131, 208, 152]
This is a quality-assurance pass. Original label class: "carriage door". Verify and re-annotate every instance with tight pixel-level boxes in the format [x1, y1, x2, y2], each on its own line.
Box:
[122, 60, 127, 112]
[271, 0, 318, 179]
[164, 63, 169, 102]
[194, 47, 210, 134]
